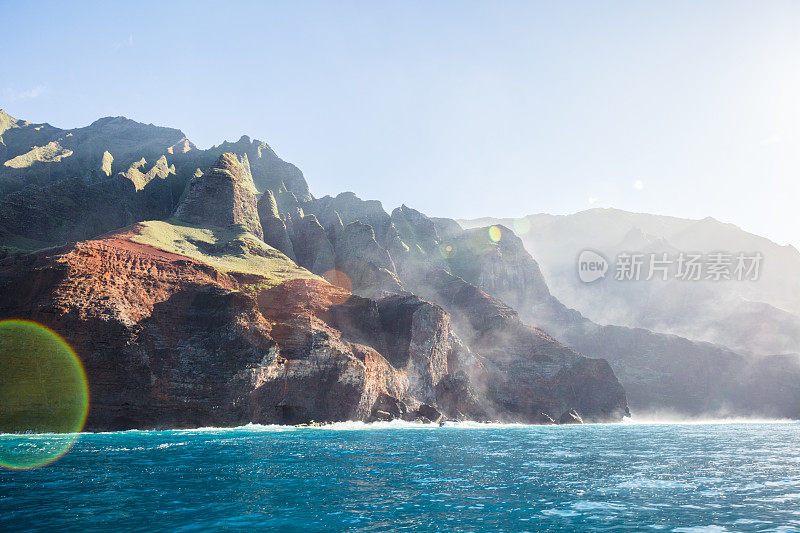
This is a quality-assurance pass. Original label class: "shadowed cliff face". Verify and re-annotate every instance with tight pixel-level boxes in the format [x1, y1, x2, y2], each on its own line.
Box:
[276, 195, 630, 422]
[257, 190, 296, 262]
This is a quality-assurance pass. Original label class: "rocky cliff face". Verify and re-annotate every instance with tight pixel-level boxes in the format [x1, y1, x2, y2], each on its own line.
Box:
[0, 225, 488, 429]
[198, 135, 311, 201]
[334, 221, 403, 297]
[173, 153, 263, 239]
[257, 190, 296, 261]
[0, 112, 635, 429]
[387, 207, 628, 422]
[282, 184, 800, 419]
[290, 214, 336, 275]
[274, 194, 630, 422]
[274, 192, 631, 422]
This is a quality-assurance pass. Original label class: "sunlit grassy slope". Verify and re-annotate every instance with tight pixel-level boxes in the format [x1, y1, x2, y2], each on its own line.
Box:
[131, 219, 320, 289]
[3, 141, 74, 168]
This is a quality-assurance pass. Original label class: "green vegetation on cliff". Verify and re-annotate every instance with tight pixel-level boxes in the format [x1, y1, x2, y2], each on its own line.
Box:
[3, 141, 73, 168]
[131, 220, 319, 289]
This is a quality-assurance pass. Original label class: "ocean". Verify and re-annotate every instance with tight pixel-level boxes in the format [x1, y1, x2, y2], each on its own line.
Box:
[1, 421, 798, 532]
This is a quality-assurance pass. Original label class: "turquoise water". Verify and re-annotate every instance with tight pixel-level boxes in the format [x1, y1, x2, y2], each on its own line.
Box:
[1, 421, 799, 532]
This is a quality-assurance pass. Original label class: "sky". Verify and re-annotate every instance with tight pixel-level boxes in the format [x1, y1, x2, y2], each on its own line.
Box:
[2, 1, 799, 248]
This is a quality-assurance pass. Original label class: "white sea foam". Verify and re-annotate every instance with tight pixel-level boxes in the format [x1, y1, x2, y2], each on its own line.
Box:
[4, 416, 794, 437]
[105, 420, 533, 434]
[0, 431, 82, 437]
[287, 420, 529, 430]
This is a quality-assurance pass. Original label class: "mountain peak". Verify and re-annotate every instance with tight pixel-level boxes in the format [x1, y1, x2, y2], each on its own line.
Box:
[81, 116, 189, 146]
[167, 137, 195, 154]
[0, 109, 21, 136]
[173, 152, 263, 239]
[89, 116, 135, 127]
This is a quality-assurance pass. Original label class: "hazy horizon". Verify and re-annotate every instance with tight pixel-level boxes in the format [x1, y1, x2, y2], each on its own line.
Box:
[2, 0, 798, 248]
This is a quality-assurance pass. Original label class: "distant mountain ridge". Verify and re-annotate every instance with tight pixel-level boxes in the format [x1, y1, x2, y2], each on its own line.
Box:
[0, 111, 191, 194]
[460, 208, 800, 357]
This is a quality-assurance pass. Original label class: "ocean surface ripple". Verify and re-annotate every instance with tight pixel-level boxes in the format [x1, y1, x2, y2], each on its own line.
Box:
[2, 421, 799, 532]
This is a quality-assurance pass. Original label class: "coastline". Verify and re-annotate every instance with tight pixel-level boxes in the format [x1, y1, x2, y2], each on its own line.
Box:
[2, 417, 797, 437]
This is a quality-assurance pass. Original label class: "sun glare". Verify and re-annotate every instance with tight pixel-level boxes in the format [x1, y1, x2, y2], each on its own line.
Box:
[0, 320, 89, 470]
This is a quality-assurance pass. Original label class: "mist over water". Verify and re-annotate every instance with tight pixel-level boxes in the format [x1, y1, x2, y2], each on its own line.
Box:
[2, 422, 799, 531]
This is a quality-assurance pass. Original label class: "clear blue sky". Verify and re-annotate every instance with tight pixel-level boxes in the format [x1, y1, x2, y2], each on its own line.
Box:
[2, 1, 799, 248]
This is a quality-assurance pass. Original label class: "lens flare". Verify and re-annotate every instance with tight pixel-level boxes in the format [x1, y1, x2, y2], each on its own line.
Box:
[512, 217, 531, 235]
[488, 225, 502, 242]
[439, 243, 456, 259]
[322, 270, 352, 305]
[0, 320, 89, 470]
